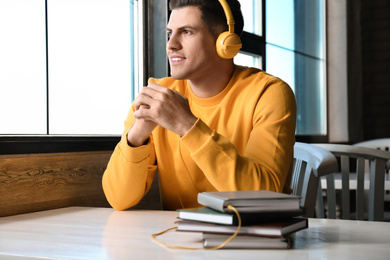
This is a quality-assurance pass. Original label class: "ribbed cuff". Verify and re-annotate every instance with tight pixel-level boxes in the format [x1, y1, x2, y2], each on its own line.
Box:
[118, 134, 151, 163]
[180, 119, 214, 154]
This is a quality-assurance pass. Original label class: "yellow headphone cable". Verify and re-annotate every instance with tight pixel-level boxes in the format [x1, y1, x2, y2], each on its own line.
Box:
[151, 205, 242, 250]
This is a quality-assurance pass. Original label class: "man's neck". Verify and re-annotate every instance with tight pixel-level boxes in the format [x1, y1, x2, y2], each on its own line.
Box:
[188, 62, 235, 98]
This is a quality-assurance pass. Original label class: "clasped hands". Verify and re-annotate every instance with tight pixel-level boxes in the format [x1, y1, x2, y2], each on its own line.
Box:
[127, 83, 197, 147]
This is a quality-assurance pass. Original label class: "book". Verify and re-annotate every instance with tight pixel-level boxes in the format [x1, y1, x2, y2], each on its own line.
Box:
[197, 190, 301, 213]
[202, 233, 291, 249]
[176, 206, 305, 226]
[176, 217, 308, 237]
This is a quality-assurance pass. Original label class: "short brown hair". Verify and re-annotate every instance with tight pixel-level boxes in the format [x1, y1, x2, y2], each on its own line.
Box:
[169, 0, 244, 38]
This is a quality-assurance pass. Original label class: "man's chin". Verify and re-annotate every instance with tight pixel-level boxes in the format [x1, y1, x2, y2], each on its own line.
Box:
[171, 76, 186, 80]
[170, 72, 186, 80]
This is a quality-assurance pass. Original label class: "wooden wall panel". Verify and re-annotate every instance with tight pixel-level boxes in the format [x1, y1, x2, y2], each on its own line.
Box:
[0, 151, 161, 217]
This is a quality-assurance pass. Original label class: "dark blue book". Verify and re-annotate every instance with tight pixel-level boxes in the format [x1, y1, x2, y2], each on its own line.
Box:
[177, 206, 305, 226]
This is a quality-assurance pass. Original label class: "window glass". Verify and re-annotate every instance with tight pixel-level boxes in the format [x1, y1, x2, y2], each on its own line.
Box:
[48, 0, 132, 135]
[0, 0, 137, 135]
[294, 53, 326, 134]
[265, 0, 294, 50]
[236, 0, 264, 68]
[266, 0, 326, 136]
[234, 53, 262, 70]
[265, 44, 294, 89]
[239, 0, 262, 36]
[0, 0, 47, 134]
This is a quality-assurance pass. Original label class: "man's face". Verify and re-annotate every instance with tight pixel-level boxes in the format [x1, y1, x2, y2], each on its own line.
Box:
[166, 6, 220, 81]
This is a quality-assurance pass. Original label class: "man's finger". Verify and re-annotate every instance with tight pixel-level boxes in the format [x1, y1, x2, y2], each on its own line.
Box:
[147, 82, 165, 90]
[134, 94, 154, 110]
[133, 106, 155, 123]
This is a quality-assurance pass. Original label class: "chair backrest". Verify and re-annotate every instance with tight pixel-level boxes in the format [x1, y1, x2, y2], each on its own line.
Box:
[354, 139, 390, 174]
[291, 142, 338, 217]
[354, 138, 390, 152]
[314, 143, 390, 221]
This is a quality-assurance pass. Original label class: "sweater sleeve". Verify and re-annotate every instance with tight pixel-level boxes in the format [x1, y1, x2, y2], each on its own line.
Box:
[180, 79, 296, 194]
[102, 108, 157, 211]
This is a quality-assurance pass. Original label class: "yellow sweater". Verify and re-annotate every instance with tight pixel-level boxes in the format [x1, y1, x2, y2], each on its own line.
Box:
[102, 66, 297, 211]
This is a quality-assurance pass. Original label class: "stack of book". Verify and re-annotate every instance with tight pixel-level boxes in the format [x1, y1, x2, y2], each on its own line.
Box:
[176, 190, 308, 249]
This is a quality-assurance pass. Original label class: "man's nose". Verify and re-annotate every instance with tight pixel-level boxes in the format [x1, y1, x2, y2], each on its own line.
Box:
[167, 33, 181, 51]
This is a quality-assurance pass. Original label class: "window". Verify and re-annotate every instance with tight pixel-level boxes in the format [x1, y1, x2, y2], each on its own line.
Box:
[0, 0, 144, 154]
[234, 0, 263, 69]
[235, 0, 327, 140]
[1, 0, 328, 154]
[0, 0, 47, 135]
[266, 0, 326, 137]
[0, 0, 140, 136]
[47, 0, 133, 135]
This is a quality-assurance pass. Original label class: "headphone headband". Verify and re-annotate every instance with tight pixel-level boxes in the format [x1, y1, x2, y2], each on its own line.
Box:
[218, 0, 235, 33]
[216, 0, 242, 59]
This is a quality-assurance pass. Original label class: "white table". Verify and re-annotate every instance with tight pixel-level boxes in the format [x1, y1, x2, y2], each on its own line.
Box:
[1, 207, 390, 259]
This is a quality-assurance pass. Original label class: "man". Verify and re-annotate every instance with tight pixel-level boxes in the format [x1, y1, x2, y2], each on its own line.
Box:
[102, 0, 297, 211]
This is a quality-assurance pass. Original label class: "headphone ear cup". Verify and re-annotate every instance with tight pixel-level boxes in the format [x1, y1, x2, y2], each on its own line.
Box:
[216, 31, 242, 59]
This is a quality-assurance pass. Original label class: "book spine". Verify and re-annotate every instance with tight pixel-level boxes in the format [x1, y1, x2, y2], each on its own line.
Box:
[203, 236, 290, 249]
[197, 193, 225, 212]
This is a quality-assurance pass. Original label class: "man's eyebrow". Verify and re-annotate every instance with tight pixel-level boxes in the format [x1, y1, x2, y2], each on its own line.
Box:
[166, 25, 198, 31]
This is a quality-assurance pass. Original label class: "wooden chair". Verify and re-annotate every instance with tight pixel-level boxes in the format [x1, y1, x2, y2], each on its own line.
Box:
[291, 142, 338, 217]
[314, 143, 390, 221]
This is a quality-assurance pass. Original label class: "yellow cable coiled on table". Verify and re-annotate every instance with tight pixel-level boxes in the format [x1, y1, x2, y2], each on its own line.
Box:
[151, 205, 241, 250]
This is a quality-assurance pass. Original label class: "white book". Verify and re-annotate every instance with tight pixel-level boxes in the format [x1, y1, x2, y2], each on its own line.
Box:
[203, 233, 291, 249]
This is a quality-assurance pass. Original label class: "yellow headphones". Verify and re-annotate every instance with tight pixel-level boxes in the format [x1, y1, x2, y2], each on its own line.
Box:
[216, 0, 242, 59]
